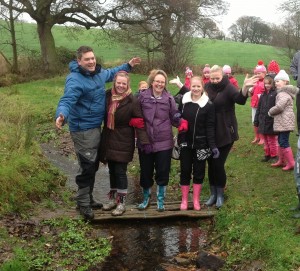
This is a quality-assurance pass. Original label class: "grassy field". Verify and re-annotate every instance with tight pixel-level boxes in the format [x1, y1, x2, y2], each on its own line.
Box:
[0, 74, 300, 270]
[0, 21, 292, 72]
[0, 20, 299, 270]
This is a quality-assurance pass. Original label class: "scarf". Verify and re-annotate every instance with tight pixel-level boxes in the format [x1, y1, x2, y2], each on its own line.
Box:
[107, 87, 132, 130]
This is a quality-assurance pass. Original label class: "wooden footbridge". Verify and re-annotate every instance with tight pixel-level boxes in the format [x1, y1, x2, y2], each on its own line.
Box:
[68, 201, 217, 222]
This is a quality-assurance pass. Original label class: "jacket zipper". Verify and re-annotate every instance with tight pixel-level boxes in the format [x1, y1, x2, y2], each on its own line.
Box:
[191, 107, 200, 149]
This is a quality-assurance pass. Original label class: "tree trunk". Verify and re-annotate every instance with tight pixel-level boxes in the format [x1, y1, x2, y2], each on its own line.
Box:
[37, 22, 59, 73]
[9, 0, 18, 73]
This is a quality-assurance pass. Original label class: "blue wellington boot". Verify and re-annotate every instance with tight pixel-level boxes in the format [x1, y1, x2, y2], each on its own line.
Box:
[157, 186, 166, 212]
[137, 188, 151, 210]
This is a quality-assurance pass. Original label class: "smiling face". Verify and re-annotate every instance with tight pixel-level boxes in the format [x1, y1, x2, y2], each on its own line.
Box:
[275, 79, 288, 89]
[152, 74, 166, 97]
[190, 77, 204, 100]
[77, 51, 96, 72]
[264, 77, 274, 92]
[203, 71, 210, 79]
[114, 74, 129, 94]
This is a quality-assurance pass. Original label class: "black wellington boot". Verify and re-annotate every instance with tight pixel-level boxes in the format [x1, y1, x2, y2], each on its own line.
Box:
[290, 187, 300, 211]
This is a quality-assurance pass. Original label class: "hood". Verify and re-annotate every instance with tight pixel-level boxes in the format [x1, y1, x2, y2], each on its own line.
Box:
[277, 85, 299, 99]
[182, 91, 209, 108]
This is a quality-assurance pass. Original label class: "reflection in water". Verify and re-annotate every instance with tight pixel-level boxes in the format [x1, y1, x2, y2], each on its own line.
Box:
[97, 220, 207, 271]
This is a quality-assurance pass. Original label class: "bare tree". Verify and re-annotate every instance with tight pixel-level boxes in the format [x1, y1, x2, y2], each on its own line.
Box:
[0, 0, 147, 73]
[228, 16, 271, 44]
[113, 0, 228, 73]
[228, 24, 238, 42]
[0, 0, 23, 73]
[197, 17, 221, 39]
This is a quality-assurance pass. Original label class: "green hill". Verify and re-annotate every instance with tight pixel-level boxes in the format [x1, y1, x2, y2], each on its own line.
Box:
[0, 21, 291, 71]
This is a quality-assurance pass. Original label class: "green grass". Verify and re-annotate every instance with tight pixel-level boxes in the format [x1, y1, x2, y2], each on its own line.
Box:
[1, 74, 300, 270]
[1, 23, 300, 269]
[0, 218, 111, 271]
[193, 38, 291, 70]
[0, 21, 292, 72]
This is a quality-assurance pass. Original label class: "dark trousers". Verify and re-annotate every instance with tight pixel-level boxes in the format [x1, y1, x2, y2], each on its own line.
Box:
[207, 143, 233, 188]
[138, 148, 172, 188]
[278, 131, 290, 148]
[107, 161, 128, 192]
[180, 147, 205, 185]
[70, 128, 101, 189]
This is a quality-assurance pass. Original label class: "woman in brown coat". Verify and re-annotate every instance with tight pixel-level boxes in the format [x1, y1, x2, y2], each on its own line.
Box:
[100, 71, 149, 216]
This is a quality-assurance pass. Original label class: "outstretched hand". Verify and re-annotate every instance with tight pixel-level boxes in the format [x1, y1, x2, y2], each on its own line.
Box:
[169, 76, 183, 89]
[128, 57, 141, 67]
[55, 113, 65, 129]
[242, 74, 259, 96]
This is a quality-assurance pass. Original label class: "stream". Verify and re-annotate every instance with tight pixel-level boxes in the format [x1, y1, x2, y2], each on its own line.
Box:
[41, 142, 212, 270]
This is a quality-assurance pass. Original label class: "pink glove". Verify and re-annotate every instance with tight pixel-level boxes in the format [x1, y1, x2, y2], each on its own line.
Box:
[178, 119, 188, 132]
[129, 118, 144, 128]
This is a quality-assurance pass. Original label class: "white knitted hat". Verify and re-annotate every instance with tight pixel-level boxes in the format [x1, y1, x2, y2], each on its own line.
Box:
[223, 65, 231, 74]
[274, 70, 290, 82]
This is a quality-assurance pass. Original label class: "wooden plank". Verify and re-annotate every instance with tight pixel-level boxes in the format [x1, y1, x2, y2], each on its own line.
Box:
[66, 201, 217, 221]
[92, 201, 217, 221]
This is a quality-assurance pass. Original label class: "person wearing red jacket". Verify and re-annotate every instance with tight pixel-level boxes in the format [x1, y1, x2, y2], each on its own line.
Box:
[249, 60, 267, 145]
[223, 65, 239, 89]
[202, 64, 211, 85]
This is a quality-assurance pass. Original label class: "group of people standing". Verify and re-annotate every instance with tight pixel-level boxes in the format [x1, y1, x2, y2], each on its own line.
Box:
[55, 44, 300, 221]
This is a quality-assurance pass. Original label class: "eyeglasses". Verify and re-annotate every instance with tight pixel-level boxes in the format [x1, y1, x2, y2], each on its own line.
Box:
[153, 80, 166, 85]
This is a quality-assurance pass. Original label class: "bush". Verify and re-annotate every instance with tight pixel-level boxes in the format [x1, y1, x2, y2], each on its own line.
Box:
[56, 46, 76, 66]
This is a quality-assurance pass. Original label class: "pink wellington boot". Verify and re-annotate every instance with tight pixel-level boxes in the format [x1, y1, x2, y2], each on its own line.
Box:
[180, 185, 190, 210]
[282, 147, 295, 171]
[271, 147, 285, 167]
[251, 126, 259, 144]
[193, 184, 202, 211]
[257, 133, 265, 145]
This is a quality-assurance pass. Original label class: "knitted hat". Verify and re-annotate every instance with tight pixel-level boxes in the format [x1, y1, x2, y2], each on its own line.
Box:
[274, 69, 290, 82]
[254, 60, 267, 74]
[223, 65, 231, 74]
[203, 64, 210, 73]
[185, 67, 193, 77]
[267, 60, 280, 74]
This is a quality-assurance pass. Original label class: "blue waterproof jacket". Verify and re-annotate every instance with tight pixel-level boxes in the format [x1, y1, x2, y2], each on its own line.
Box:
[55, 60, 132, 132]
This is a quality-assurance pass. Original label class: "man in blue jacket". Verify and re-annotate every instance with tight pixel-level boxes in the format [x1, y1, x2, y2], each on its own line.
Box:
[55, 45, 141, 220]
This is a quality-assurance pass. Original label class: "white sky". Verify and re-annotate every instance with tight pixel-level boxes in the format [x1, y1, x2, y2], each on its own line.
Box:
[217, 0, 285, 34]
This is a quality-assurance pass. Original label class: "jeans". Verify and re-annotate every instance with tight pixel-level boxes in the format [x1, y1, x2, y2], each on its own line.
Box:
[278, 131, 290, 148]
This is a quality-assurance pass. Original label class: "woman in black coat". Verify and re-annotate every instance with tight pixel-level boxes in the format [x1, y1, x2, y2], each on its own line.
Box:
[171, 65, 258, 208]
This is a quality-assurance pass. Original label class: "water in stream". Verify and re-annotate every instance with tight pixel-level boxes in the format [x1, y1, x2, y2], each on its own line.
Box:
[42, 142, 211, 270]
[98, 220, 208, 270]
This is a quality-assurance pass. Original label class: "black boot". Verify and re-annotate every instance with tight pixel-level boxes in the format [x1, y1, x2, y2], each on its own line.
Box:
[292, 187, 300, 218]
[205, 186, 217, 206]
[79, 206, 95, 220]
[90, 195, 103, 209]
[216, 187, 224, 209]
[89, 184, 103, 209]
[261, 155, 271, 162]
[291, 187, 300, 211]
[76, 187, 94, 220]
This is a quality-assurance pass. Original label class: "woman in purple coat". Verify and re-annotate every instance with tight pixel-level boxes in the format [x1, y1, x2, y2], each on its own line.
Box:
[137, 69, 180, 212]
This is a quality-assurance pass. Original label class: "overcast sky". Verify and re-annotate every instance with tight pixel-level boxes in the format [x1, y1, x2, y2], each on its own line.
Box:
[217, 0, 285, 33]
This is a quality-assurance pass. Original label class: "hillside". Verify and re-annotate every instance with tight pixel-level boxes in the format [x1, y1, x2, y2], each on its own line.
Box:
[0, 21, 292, 71]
